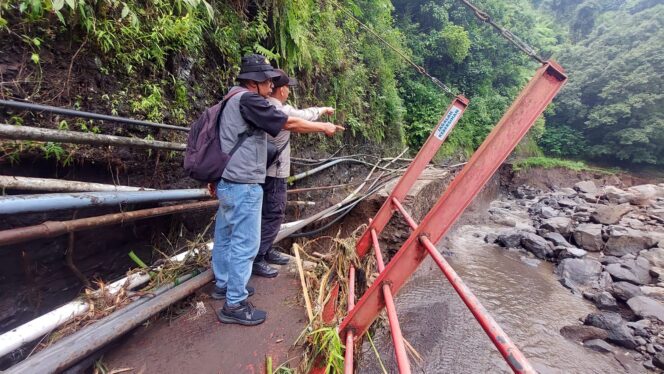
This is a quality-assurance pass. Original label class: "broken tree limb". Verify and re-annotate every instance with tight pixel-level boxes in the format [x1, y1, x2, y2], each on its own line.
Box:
[0, 175, 153, 193]
[0, 124, 186, 151]
[294, 244, 314, 324]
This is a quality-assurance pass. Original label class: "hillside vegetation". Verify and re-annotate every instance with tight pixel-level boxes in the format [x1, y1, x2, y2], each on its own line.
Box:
[537, 0, 664, 168]
[0, 0, 660, 169]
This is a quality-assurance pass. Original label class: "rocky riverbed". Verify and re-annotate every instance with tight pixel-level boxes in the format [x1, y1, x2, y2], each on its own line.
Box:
[487, 181, 664, 371]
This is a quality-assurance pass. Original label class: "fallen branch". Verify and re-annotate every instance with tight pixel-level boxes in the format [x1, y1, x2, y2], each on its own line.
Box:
[294, 244, 315, 324]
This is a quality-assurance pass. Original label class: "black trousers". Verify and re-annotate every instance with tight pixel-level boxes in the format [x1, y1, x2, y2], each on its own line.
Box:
[255, 176, 287, 262]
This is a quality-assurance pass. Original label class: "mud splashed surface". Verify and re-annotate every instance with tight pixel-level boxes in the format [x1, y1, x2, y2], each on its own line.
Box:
[360, 222, 630, 373]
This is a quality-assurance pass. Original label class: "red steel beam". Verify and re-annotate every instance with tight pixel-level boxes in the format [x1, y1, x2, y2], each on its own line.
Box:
[391, 198, 418, 231]
[354, 96, 469, 257]
[339, 61, 566, 367]
[370, 228, 411, 373]
[385, 201, 535, 371]
[344, 266, 356, 374]
[420, 237, 535, 373]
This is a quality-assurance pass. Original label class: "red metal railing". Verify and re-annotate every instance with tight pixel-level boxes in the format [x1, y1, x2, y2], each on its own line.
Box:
[335, 61, 567, 373]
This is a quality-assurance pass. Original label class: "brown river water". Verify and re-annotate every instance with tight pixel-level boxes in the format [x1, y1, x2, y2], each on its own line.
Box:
[359, 220, 633, 373]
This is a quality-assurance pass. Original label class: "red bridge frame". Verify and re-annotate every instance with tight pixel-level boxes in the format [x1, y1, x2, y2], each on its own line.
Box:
[329, 61, 567, 374]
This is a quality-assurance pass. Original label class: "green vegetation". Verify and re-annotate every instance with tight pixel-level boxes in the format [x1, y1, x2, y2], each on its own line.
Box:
[537, 0, 664, 168]
[392, 0, 562, 158]
[512, 156, 614, 174]
[1, 0, 658, 169]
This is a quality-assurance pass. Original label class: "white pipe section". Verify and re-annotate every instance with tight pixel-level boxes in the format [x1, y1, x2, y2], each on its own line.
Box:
[0, 247, 203, 357]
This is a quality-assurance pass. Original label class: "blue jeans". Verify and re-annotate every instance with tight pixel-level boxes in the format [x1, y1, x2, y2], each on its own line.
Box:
[211, 180, 263, 305]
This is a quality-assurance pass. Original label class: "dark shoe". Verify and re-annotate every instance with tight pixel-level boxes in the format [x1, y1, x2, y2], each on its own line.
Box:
[265, 250, 290, 265]
[217, 300, 267, 326]
[210, 286, 255, 300]
[252, 260, 278, 278]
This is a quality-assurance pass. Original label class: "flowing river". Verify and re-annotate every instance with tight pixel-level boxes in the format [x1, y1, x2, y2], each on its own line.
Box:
[360, 205, 633, 373]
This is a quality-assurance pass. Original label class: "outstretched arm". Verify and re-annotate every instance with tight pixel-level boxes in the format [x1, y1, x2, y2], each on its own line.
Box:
[283, 116, 344, 136]
[283, 105, 335, 121]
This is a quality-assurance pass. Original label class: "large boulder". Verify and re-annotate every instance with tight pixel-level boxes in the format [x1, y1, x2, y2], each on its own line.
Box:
[611, 281, 644, 301]
[643, 248, 664, 268]
[602, 186, 634, 204]
[584, 312, 638, 349]
[521, 233, 554, 259]
[606, 263, 641, 284]
[650, 208, 664, 222]
[496, 230, 523, 248]
[560, 325, 609, 342]
[573, 224, 604, 252]
[641, 286, 664, 302]
[555, 258, 604, 294]
[557, 198, 579, 208]
[584, 339, 615, 353]
[654, 353, 664, 370]
[627, 296, 664, 323]
[557, 246, 588, 259]
[591, 204, 632, 225]
[540, 217, 573, 236]
[543, 232, 572, 247]
[627, 184, 661, 206]
[575, 181, 598, 194]
[605, 226, 657, 256]
[585, 291, 618, 311]
[605, 258, 652, 285]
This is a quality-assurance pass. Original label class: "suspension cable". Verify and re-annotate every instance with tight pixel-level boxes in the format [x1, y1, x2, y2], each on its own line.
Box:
[330, 1, 457, 97]
[457, 0, 546, 64]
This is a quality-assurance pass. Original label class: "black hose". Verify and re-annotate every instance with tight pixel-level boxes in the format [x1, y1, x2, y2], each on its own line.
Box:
[0, 99, 189, 132]
[287, 178, 393, 238]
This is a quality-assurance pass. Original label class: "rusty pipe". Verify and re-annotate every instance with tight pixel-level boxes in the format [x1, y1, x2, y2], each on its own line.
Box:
[0, 200, 218, 246]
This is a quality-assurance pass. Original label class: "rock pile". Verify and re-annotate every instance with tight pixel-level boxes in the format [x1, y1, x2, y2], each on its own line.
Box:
[486, 181, 664, 371]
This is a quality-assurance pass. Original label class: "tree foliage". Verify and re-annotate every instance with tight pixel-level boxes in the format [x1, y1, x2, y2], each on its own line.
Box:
[393, 0, 562, 157]
[541, 1, 664, 167]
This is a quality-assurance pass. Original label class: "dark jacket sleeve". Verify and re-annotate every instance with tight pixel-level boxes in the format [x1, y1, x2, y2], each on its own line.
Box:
[239, 93, 288, 137]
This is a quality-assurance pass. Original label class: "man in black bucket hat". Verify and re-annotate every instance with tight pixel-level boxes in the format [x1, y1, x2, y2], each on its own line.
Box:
[209, 54, 344, 326]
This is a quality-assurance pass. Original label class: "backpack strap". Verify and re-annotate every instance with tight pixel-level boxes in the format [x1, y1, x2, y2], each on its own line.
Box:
[216, 88, 249, 158]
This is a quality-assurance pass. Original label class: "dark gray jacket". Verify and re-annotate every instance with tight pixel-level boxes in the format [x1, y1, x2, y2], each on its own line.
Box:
[219, 86, 286, 184]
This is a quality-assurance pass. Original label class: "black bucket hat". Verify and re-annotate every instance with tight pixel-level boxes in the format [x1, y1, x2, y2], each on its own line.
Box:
[273, 69, 299, 88]
[237, 54, 280, 82]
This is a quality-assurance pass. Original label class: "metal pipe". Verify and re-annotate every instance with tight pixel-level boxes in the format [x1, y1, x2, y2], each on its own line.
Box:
[0, 124, 186, 151]
[0, 200, 218, 246]
[370, 228, 411, 373]
[0, 99, 188, 132]
[391, 198, 418, 231]
[344, 266, 356, 374]
[0, 247, 203, 358]
[420, 236, 536, 374]
[6, 270, 213, 374]
[0, 189, 209, 214]
[0, 175, 153, 193]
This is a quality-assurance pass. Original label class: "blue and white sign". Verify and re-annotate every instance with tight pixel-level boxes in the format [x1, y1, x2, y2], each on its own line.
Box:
[434, 106, 461, 140]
